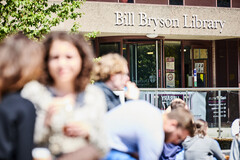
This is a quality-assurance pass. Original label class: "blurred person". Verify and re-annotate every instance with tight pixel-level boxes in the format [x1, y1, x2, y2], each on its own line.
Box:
[183, 119, 225, 160]
[229, 119, 240, 160]
[0, 33, 44, 160]
[165, 98, 189, 113]
[230, 118, 240, 137]
[103, 100, 195, 160]
[229, 136, 240, 160]
[160, 98, 189, 160]
[21, 31, 108, 160]
[91, 53, 139, 111]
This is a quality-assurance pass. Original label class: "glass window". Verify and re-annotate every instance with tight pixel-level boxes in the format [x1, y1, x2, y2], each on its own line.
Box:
[184, 46, 192, 88]
[169, 0, 183, 5]
[164, 41, 181, 88]
[217, 0, 230, 7]
[99, 42, 120, 56]
[129, 43, 157, 88]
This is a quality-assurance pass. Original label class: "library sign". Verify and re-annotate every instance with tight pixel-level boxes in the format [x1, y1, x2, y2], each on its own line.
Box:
[115, 12, 226, 33]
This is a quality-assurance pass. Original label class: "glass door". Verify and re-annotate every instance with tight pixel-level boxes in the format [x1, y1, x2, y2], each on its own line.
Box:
[126, 41, 162, 88]
[184, 45, 209, 87]
[192, 48, 208, 87]
[164, 41, 182, 88]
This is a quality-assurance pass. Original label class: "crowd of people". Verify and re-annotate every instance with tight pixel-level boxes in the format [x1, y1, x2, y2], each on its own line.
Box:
[0, 31, 232, 160]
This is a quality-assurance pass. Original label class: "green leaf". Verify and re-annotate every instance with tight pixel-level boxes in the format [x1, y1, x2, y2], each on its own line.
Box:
[0, 0, 86, 41]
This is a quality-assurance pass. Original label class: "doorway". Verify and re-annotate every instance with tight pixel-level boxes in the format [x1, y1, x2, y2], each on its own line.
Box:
[96, 37, 212, 88]
[184, 45, 209, 87]
[124, 40, 162, 88]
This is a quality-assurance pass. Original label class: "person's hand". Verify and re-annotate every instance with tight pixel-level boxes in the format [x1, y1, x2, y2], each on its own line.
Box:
[44, 95, 75, 127]
[63, 122, 90, 141]
[124, 81, 140, 100]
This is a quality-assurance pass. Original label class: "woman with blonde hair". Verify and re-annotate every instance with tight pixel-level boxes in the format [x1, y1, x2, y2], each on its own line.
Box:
[92, 53, 139, 111]
[0, 33, 44, 160]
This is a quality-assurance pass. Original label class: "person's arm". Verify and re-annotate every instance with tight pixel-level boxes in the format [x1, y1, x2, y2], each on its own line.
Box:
[56, 144, 101, 160]
[83, 85, 109, 158]
[0, 104, 13, 159]
[21, 81, 53, 145]
[210, 139, 225, 160]
[0, 95, 36, 160]
[229, 137, 240, 160]
[138, 113, 164, 160]
[16, 99, 36, 160]
[63, 85, 109, 159]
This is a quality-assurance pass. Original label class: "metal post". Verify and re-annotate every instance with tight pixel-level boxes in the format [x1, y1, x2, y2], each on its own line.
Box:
[155, 90, 158, 107]
[135, 44, 137, 84]
[218, 90, 222, 138]
[186, 91, 189, 109]
[156, 40, 159, 88]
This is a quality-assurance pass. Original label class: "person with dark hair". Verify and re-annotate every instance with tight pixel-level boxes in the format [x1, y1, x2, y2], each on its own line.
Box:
[21, 31, 108, 160]
[0, 33, 44, 160]
[183, 119, 225, 160]
[91, 53, 139, 111]
[103, 100, 195, 160]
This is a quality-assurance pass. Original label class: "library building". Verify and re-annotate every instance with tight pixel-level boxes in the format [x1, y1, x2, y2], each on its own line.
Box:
[56, 0, 240, 135]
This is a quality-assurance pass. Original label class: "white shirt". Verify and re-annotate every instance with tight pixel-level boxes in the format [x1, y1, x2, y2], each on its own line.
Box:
[231, 118, 240, 137]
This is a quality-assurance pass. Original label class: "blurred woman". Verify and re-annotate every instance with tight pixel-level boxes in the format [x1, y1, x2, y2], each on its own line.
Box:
[91, 53, 139, 111]
[183, 119, 225, 160]
[0, 33, 44, 160]
[21, 31, 108, 160]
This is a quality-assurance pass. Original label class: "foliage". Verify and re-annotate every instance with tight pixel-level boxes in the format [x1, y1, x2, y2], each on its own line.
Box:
[0, 0, 86, 41]
[85, 31, 100, 40]
[90, 57, 102, 84]
[136, 44, 157, 88]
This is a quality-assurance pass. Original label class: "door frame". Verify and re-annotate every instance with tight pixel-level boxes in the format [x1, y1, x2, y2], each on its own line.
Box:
[124, 40, 162, 88]
[95, 37, 212, 88]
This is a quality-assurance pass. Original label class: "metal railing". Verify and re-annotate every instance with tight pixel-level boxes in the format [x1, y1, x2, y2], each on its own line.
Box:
[139, 87, 240, 138]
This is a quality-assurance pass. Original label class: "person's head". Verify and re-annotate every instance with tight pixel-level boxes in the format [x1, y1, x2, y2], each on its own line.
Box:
[194, 119, 208, 138]
[165, 98, 188, 113]
[170, 98, 188, 110]
[163, 107, 195, 144]
[40, 31, 94, 92]
[91, 53, 129, 90]
[0, 33, 44, 98]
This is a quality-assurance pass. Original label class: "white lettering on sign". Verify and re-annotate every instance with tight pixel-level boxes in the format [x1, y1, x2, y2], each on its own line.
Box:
[139, 12, 179, 28]
[115, 12, 134, 26]
[183, 14, 225, 33]
[114, 12, 226, 33]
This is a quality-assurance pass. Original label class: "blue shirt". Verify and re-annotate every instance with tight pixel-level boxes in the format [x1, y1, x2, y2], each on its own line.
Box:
[159, 143, 183, 160]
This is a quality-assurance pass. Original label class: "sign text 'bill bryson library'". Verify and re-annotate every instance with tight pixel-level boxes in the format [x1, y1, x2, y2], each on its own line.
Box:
[115, 12, 226, 33]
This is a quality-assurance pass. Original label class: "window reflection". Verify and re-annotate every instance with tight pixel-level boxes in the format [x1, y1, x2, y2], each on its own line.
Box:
[99, 43, 120, 56]
[217, 0, 230, 7]
[169, 0, 183, 5]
